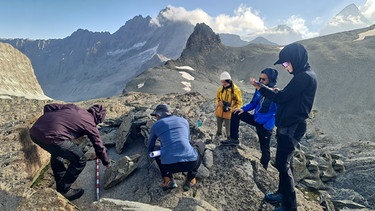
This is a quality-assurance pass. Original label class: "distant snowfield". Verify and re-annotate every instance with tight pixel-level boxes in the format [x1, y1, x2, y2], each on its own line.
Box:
[179, 71, 195, 80]
[179, 71, 195, 92]
[137, 82, 144, 89]
[354, 28, 375, 41]
[107, 42, 146, 56]
[175, 66, 195, 71]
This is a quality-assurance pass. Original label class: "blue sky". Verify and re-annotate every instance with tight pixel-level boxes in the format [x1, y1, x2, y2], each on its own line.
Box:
[0, 0, 373, 40]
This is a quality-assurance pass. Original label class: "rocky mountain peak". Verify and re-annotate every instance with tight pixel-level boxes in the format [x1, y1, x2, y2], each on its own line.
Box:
[320, 3, 371, 36]
[185, 23, 222, 52]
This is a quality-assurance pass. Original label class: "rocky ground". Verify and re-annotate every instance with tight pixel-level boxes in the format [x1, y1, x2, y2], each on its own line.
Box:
[0, 92, 373, 210]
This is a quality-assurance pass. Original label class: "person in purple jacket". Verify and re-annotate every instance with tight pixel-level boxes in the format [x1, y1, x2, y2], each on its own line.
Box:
[30, 103, 110, 201]
[148, 104, 204, 191]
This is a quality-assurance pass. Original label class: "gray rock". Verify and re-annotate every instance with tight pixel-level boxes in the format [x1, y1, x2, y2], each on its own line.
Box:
[307, 160, 320, 172]
[205, 144, 217, 151]
[103, 154, 140, 189]
[90, 198, 171, 211]
[173, 197, 217, 211]
[332, 199, 367, 210]
[332, 159, 345, 173]
[203, 149, 214, 169]
[85, 147, 97, 161]
[302, 179, 325, 190]
[100, 129, 117, 147]
[115, 113, 134, 154]
[196, 163, 210, 179]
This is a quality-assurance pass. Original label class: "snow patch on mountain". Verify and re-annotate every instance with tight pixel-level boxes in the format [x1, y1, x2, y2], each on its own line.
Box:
[136, 45, 159, 63]
[137, 82, 145, 89]
[179, 71, 195, 80]
[175, 66, 195, 71]
[354, 28, 375, 41]
[107, 42, 147, 56]
[181, 81, 192, 91]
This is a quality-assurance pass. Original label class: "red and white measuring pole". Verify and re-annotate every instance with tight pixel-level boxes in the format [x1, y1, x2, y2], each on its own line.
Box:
[96, 157, 100, 201]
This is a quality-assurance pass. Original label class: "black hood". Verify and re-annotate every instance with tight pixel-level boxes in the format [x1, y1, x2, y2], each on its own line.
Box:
[274, 43, 310, 75]
[261, 68, 278, 88]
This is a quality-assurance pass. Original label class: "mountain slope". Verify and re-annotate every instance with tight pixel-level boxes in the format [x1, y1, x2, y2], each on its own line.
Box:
[1, 14, 194, 102]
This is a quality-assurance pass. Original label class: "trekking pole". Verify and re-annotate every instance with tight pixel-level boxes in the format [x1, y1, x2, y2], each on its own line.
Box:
[96, 157, 100, 201]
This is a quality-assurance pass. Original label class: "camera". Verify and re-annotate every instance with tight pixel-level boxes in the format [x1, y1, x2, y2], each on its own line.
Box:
[223, 101, 231, 112]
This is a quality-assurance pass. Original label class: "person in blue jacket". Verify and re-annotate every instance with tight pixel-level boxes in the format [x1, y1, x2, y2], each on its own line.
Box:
[148, 104, 204, 191]
[250, 43, 317, 211]
[222, 68, 278, 170]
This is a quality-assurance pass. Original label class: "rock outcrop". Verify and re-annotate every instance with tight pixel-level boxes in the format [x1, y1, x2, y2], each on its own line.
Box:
[0, 42, 49, 100]
[1, 92, 328, 211]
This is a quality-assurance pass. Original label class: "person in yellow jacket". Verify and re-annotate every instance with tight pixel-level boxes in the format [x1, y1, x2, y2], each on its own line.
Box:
[214, 71, 242, 139]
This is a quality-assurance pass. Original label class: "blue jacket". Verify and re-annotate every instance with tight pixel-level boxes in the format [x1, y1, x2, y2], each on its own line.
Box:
[148, 115, 198, 164]
[242, 90, 277, 130]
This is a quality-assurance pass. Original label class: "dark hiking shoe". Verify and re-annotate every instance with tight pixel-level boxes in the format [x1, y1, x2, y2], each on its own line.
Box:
[221, 139, 239, 146]
[60, 188, 84, 201]
[162, 177, 177, 191]
[265, 191, 283, 203]
[183, 177, 196, 191]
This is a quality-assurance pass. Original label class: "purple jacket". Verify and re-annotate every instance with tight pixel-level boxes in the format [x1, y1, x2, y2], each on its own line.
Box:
[30, 103, 109, 166]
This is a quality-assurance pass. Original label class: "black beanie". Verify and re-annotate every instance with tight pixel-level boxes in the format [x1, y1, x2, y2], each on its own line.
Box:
[261, 68, 278, 87]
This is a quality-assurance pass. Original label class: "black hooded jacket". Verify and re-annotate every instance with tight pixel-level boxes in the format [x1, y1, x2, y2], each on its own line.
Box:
[259, 43, 317, 127]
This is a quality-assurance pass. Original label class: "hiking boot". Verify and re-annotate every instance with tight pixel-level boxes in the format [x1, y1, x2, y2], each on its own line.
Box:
[221, 139, 239, 146]
[183, 177, 196, 191]
[162, 177, 177, 191]
[265, 191, 283, 203]
[60, 188, 84, 201]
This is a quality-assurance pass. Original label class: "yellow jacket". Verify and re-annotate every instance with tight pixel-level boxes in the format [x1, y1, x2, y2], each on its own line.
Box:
[215, 83, 242, 119]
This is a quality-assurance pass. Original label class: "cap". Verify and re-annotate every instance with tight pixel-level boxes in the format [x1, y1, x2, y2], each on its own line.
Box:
[151, 104, 172, 117]
[274, 52, 288, 65]
[220, 71, 231, 80]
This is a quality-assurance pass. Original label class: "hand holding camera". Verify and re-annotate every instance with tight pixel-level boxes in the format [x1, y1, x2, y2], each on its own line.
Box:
[223, 101, 231, 112]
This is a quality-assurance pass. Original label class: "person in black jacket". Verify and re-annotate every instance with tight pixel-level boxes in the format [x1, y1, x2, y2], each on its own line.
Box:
[250, 43, 317, 211]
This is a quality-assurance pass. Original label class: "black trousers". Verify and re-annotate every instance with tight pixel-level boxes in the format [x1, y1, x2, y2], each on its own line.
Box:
[154, 140, 204, 181]
[30, 136, 86, 193]
[230, 111, 272, 168]
[275, 121, 306, 211]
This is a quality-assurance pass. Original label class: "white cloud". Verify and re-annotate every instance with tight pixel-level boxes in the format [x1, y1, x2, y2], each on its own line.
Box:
[328, 14, 368, 26]
[286, 16, 319, 39]
[360, 0, 375, 21]
[151, 6, 210, 26]
[210, 5, 266, 35]
[152, 5, 266, 36]
[152, 5, 320, 42]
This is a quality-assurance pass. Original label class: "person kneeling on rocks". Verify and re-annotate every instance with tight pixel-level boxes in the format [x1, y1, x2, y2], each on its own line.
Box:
[29, 103, 110, 201]
[222, 68, 278, 170]
[148, 104, 204, 191]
